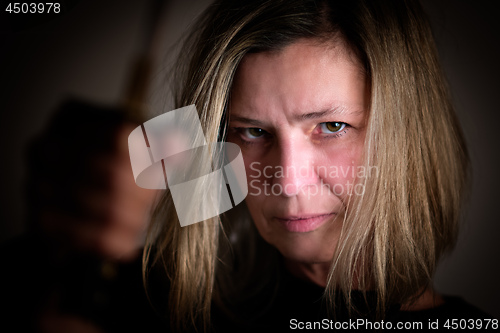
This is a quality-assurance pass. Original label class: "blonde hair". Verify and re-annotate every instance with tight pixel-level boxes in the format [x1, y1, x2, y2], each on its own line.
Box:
[144, 0, 469, 331]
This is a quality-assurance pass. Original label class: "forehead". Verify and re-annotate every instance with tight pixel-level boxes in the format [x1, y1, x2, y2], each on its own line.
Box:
[230, 39, 367, 120]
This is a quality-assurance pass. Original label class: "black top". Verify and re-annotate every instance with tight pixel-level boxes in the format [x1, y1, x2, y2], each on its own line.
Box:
[210, 262, 496, 332]
[1, 234, 495, 332]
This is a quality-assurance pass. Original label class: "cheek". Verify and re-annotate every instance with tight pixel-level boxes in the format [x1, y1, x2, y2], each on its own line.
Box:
[243, 158, 265, 203]
[316, 145, 364, 193]
[245, 158, 262, 181]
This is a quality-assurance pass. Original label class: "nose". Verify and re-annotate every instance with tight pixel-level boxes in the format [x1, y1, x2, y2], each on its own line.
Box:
[272, 138, 319, 197]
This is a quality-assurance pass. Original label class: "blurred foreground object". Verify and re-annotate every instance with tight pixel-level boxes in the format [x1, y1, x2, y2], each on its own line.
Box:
[1, 0, 172, 330]
[1, 100, 165, 332]
[26, 100, 157, 261]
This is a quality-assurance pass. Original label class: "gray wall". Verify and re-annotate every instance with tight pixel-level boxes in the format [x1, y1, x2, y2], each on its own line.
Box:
[1, 0, 498, 318]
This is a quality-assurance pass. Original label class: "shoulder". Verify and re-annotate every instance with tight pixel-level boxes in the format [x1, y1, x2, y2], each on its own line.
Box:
[394, 295, 496, 330]
[431, 295, 494, 319]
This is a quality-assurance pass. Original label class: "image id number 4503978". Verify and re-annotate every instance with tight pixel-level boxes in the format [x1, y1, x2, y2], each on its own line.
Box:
[443, 319, 498, 330]
[5, 3, 61, 14]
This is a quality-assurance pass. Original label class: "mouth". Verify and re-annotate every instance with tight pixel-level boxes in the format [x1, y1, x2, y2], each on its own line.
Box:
[274, 213, 335, 233]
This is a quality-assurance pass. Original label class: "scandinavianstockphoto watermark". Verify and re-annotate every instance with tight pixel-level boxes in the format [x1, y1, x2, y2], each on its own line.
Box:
[247, 162, 379, 197]
[289, 318, 499, 330]
[290, 318, 424, 330]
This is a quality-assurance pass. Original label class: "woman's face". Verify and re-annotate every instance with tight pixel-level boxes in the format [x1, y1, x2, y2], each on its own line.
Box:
[228, 39, 368, 264]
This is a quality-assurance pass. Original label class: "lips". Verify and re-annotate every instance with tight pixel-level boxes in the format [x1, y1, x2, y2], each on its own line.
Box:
[274, 213, 335, 233]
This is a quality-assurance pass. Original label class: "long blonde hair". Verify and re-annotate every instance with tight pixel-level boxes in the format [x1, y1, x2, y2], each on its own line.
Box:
[144, 0, 469, 331]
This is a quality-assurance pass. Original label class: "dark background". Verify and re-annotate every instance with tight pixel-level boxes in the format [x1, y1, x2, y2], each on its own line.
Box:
[1, 0, 499, 319]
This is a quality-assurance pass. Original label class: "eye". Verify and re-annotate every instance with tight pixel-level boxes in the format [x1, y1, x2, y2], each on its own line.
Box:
[242, 127, 266, 139]
[319, 122, 346, 134]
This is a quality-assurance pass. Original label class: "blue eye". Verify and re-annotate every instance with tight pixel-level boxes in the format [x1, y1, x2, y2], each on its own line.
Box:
[242, 128, 266, 139]
[319, 122, 346, 134]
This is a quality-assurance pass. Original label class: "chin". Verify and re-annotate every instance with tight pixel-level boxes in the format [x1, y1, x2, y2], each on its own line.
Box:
[267, 233, 337, 264]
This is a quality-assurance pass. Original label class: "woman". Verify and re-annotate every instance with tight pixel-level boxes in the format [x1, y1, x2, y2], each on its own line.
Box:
[145, 0, 493, 331]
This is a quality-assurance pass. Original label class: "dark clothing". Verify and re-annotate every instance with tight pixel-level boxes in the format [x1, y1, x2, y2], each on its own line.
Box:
[1, 234, 495, 332]
[210, 261, 496, 332]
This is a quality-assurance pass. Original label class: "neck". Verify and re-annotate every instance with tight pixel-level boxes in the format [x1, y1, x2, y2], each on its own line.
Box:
[284, 258, 444, 311]
[284, 258, 331, 287]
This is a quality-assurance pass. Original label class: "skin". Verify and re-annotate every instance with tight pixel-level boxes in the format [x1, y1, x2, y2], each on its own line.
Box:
[228, 38, 443, 309]
[228, 39, 367, 286]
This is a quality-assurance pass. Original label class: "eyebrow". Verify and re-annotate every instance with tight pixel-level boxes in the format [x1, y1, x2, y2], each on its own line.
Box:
[229, 115, 266, 127]
[230, 106, 364, 126]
